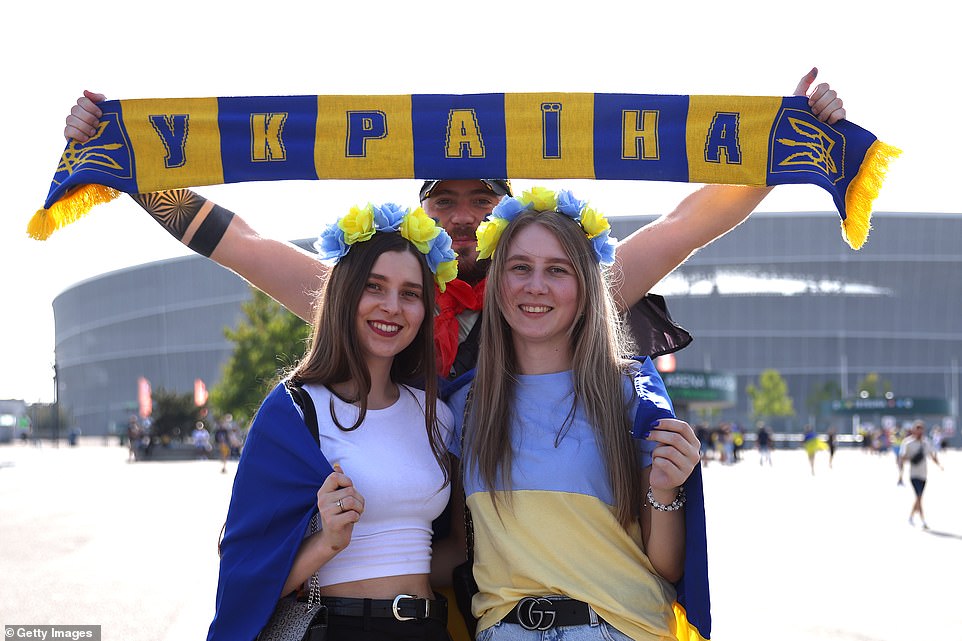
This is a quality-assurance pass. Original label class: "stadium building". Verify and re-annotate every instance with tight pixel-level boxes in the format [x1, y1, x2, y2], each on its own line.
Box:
[53, 212, 960, 438]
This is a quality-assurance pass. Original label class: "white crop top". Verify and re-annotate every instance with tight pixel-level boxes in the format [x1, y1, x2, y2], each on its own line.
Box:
[300, 384, 453, 586]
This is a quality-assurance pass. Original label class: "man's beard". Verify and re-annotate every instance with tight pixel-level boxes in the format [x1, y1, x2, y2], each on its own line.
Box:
[455, 251, 489, 285]
[448, 223, 490, 285]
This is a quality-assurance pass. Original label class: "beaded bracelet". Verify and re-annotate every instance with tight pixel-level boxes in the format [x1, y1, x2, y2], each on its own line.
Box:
[646, 486, 687, 512]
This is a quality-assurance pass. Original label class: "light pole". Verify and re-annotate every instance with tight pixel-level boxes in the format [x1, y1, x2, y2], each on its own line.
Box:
[52, 361, 60, 447]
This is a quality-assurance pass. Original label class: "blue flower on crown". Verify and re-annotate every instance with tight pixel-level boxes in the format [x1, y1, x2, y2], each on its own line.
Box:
[372, 202, 407, 231]
[476, 187, 617, 265]
[424, 229, 455, 274]
[591, 230, 617, 265]
[315, 223, 349, 261]
[555, 190, 586, 220]
[313, 203, 459, 291]
[489, 195, 528, 223]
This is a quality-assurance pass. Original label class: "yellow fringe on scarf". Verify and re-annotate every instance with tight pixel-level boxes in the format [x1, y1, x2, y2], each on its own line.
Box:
[27, 184, 121, 240]
[841, 140, 902, 250]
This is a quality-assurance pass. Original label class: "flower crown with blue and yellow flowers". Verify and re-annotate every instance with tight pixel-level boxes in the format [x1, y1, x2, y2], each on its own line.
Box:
[475, 187, 617, 265]
[314, 203, 459, 292]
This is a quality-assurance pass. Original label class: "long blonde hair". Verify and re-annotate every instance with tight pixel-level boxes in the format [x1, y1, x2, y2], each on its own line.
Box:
[463, 210, 641, 526]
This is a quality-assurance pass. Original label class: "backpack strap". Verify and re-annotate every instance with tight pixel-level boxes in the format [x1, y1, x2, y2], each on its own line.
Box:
[285, 380, 320, 447]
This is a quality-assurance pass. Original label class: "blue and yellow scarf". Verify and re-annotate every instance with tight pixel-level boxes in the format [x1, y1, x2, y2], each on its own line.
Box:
[30, 92, 898, 249]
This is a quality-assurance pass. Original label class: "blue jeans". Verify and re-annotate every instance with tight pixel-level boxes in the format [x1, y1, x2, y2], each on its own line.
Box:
[477, 610, 632, 641]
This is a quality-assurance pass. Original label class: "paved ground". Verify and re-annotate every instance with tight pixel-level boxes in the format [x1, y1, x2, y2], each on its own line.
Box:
[1, 439, 959, 640]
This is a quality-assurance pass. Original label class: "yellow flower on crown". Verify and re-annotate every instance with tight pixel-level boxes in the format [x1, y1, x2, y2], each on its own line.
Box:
[580, 206, 610, 239]
[476, 217, 509, 260]
[338, 204, 376, 245]
[399, 207, 441, 253]
[522, 186, 558, 212]
[435, 259, 459, 292]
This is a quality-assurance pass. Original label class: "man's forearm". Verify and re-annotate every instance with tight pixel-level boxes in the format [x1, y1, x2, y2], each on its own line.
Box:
[613, 183, 773, 308]
[130, 189, 234, 257]
[130, 188, 325, 322]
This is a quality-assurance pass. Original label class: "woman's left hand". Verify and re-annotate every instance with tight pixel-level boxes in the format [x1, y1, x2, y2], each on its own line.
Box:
[647, 419, 701, 493]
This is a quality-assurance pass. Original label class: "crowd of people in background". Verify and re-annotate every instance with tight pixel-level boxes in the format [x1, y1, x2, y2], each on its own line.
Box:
[691, 419, 952, 468]
[126, 412, 247, 467]
[858, 422, 950, 459]
[123, 413, 952, 470]
[695, 422, 747, 466]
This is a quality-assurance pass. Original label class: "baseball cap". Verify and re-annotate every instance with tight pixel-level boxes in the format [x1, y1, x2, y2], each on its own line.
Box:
[419, 179, 512, 201]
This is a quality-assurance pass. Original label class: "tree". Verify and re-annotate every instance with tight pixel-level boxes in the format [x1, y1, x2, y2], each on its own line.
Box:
[855, 372, 892, 398]
[150, 387, 199, 442]
[806, 379, 843, 425]
[26, 403, 72, 438]
[210, 288, 311, 423]
[746, 369, 795, 423]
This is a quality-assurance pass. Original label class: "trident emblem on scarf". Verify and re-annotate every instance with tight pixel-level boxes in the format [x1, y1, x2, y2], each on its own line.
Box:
[771, 109, 844, 183]
[54, 117, 131, 187]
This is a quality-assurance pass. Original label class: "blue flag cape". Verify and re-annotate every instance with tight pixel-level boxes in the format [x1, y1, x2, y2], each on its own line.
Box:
[627, 356, 711, 641]
[208, 382, 333, 641]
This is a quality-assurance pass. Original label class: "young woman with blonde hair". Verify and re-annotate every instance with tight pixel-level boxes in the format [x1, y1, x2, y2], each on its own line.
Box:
[449, 189, 704, 641]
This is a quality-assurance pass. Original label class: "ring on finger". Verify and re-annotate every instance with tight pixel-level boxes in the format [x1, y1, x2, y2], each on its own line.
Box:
[336, 498, 343, 511]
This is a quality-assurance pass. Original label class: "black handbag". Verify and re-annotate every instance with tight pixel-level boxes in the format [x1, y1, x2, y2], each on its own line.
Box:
[256, 567, 328, 641]
[910, 441, 925, 464]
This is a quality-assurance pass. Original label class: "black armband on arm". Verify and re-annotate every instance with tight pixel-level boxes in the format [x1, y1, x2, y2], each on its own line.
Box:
[130, 190, 234, 258]
[187, 204, 235, 257]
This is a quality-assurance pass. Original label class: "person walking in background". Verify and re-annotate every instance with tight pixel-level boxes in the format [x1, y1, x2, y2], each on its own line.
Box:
[898, 421, 943, 529]
[125, 415, 141, 463]
[931, 425, 944, 452]
[756, 421, 773, 466]
[213, 419, 230, 473]
[192, 421, 212, 460]
[802, 425, 828, 476]
[732, 423, 745, 462]
[826, 426, 838, 468]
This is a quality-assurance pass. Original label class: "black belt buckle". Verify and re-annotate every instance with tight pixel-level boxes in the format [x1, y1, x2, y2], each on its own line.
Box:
[516, 597, 557, 631]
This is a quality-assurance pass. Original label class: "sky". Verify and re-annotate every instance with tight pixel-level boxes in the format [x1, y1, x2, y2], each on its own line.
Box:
[1, 0, 957, 403]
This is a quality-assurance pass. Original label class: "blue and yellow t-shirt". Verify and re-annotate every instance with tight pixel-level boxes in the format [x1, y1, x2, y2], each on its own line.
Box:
[449, 370, 678, 640]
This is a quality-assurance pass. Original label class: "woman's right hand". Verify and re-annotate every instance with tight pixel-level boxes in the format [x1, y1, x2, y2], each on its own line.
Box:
[316, 464, 365, 554]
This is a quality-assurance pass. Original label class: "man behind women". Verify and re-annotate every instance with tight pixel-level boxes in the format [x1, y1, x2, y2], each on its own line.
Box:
[62, 69, 846, 379]
[449, 188, 701, 640]
[212, 204, 459, 640]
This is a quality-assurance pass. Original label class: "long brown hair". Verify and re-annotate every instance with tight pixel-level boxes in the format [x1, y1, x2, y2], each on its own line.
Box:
[289, 232, 447, 483]
[463, 210, 640, 526]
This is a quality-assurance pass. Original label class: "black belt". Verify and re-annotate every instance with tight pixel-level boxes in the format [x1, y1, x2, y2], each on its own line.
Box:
[318, 594, 447, 624]
[502, 597, 592, 631]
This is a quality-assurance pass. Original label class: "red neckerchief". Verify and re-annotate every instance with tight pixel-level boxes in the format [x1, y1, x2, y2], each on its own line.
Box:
[434, 277, 486, 376]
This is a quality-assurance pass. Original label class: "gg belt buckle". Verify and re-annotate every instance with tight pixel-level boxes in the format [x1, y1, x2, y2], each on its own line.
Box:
[392, 594, 422, 621]
[516, 597, 556, 631]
